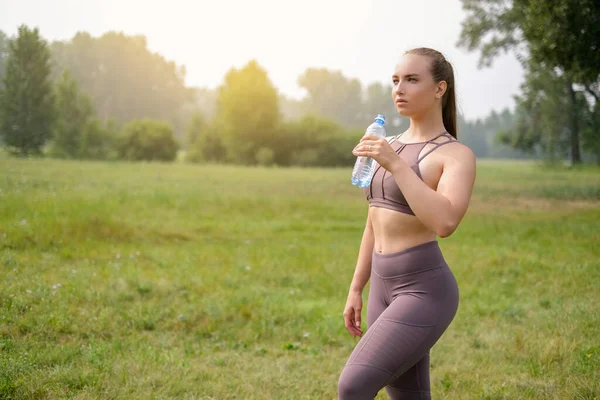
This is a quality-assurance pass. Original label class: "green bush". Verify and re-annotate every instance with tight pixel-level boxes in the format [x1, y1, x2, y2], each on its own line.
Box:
[184, 122, 227, 164]
[79, 118, 117, 160]
[273, 115, 358, 167]
[290, 148, 319, 166]
[117, 119, 179, 162]
[255, 147, 275, 166]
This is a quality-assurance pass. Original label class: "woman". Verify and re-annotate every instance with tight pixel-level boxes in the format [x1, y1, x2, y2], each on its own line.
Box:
[338, 48, 476, 399]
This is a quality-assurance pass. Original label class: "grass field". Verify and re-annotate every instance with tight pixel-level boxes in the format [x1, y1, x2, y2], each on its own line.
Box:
[1, 156, 599, 399]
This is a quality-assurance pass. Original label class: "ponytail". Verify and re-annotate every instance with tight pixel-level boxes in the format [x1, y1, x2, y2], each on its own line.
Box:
[442, 64, 457, 139]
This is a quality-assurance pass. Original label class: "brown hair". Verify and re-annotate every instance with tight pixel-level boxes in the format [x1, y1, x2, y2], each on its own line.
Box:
[405, 48, 457, 139]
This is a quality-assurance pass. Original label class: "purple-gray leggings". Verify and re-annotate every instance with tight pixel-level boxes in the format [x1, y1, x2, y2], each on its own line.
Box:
[338, 240, 459, 399]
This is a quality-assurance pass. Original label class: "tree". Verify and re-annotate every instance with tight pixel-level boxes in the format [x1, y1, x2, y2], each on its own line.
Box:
[295, 69, 407, 131]
[216, 60, 280, 164]
[0, 30, 10, 90]
[520, 0, 600, 85]
[185, 111, 206, 149]
[297, 68, 363, 129]
[51, 31, 192, 128]
[458, 0, 600, 164]
[0, 25, 55, 156]
[458, 116, 489, 158]
[50, 69, 95, 158]
[279, 94, 309, 122]
[497, 58, 573, 162]
[0, 30, 9, 143]
[581, 101, 600, 164]
[184, 110, 227, 164]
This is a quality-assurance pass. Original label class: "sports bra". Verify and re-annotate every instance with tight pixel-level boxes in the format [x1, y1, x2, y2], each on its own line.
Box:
[363, 131, 457, 215]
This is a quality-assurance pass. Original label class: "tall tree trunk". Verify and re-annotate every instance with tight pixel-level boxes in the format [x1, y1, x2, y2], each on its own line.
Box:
[566, 80, 582, 164]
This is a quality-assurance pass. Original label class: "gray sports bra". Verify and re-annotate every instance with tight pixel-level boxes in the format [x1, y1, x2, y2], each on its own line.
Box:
[363, 131, 457, 215]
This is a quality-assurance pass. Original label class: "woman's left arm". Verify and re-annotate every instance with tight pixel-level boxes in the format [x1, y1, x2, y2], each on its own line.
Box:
[390, 145, 476, 237]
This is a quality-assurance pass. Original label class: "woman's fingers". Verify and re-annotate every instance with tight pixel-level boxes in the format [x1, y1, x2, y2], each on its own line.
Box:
[353, 310, 363, 337]
[353, 144, 375, 156]
[353, 138, 385, 156]
[344, 309, 363, 337]
[344, 310, 354, 332]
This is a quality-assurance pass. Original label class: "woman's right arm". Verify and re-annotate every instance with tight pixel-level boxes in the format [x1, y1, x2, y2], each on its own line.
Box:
[343, 210, 375, 337]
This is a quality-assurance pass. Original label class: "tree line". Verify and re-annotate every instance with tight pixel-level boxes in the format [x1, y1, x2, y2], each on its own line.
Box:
[1, 5, 598, 166]
[458, 0, 600, 164]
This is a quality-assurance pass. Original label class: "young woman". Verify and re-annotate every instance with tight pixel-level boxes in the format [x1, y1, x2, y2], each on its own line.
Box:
[338, 48, 476, 399]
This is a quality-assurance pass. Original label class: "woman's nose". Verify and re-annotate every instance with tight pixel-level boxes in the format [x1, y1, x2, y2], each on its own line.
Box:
[395, 83, 405, 95]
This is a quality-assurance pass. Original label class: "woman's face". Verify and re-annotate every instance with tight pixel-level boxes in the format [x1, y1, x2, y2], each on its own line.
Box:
[391, 54, 445, 117]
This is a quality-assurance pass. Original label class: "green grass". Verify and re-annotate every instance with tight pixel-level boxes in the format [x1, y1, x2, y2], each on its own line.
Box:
[1, 157, 599, 399]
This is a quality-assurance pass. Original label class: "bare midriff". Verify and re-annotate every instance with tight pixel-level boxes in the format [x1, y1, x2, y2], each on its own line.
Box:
[369, 206, 436, 255]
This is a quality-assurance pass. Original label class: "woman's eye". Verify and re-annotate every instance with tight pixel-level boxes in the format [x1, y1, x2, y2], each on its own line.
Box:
[392, 79, 399, 84]
[408, 77, 417, 82]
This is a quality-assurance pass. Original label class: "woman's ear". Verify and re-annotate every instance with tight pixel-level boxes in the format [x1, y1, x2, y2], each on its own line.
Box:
[435, 81, 447, 99]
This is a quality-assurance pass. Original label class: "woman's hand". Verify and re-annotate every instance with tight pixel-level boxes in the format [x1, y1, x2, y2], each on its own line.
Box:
[343, 291, 364, 337]
[352, 135, 405, 174]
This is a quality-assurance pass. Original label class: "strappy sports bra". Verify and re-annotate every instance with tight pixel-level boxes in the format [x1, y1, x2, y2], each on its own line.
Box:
[363, 131, 457, 215]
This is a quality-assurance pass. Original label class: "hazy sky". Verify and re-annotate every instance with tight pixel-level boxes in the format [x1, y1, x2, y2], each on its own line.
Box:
[0, 0, 524, 120]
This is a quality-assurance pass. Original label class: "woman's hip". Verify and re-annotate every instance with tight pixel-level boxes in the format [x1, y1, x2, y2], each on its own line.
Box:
[371, 240, 447, 278]
[369, 240, 459, 310]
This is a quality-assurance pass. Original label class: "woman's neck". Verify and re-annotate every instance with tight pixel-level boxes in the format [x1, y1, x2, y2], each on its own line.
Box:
[402, 107, 446, 142]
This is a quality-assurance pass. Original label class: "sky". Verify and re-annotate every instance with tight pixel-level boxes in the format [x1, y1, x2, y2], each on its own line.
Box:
[0, 0, 524, 120]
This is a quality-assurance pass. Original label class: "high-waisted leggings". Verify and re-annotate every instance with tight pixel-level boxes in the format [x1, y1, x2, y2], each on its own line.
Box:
[338, 240, 459, 400]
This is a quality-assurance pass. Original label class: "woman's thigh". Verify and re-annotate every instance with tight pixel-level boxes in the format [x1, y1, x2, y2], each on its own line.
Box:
[345, 292, 439, 377]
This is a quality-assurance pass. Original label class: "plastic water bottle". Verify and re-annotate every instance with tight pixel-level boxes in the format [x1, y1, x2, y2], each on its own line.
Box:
[351, 114, 386, 188]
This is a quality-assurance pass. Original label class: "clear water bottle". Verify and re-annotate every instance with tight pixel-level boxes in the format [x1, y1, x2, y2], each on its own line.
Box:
[351, 114, 386, 188]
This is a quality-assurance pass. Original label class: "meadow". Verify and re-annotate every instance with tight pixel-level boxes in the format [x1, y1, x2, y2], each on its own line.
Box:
[1, 154, 599, 399]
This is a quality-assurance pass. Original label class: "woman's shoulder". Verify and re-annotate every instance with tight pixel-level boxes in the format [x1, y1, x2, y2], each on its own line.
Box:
[436, 138, 476, 165]
[449, 139, 474, 155]
[420, 134, 475, 156]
